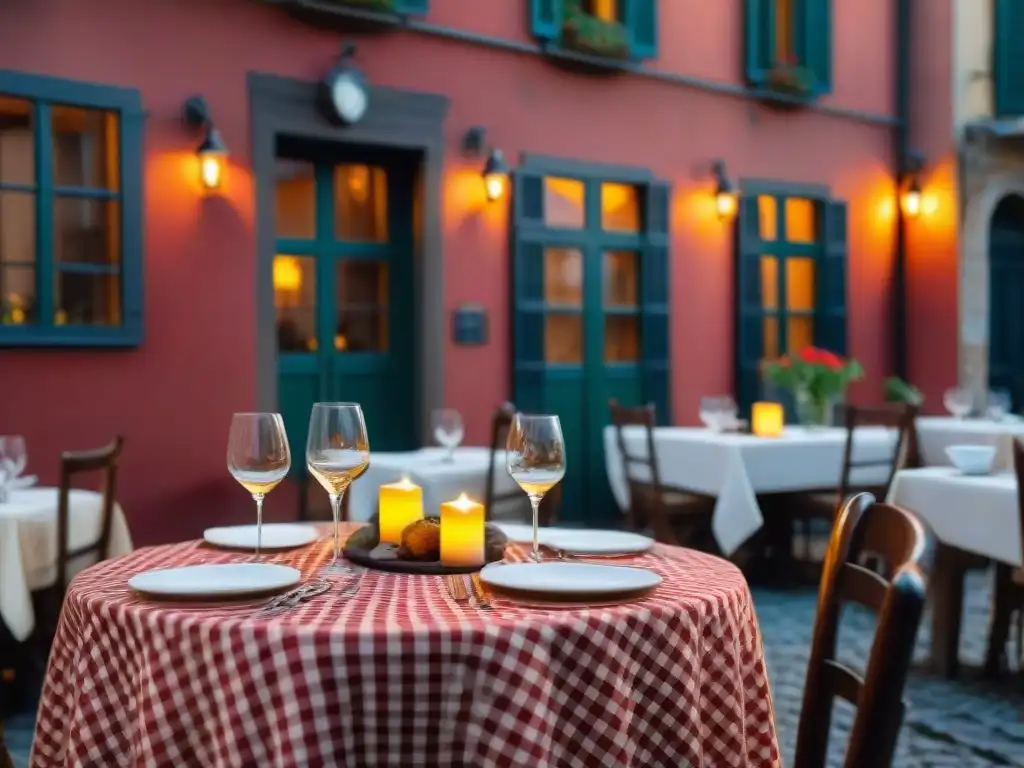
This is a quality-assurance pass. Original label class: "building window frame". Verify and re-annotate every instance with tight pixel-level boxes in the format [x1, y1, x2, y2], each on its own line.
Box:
[744, 0, 833, 100]
[0, 70, 144, 348]
[529, 0, 659, 62]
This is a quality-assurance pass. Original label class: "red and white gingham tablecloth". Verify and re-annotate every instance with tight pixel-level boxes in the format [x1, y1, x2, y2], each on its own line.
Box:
[32, 525, 780, 767]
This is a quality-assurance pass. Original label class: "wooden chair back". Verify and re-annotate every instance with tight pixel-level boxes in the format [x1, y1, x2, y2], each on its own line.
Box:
[55, 436, 125, 595]
[1012, 440, 1024, 559]
[835, 404, 920, 505]
[795, 492, 927, 768]
[484, 403, 561, 526]
[608, 399, 676, 541]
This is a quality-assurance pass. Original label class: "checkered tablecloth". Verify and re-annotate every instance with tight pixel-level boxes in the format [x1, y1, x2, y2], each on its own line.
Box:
[32, 525, 780, 767]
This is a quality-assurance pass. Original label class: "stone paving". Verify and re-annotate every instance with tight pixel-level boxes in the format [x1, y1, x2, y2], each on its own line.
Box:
[3, 571, 1022, 767]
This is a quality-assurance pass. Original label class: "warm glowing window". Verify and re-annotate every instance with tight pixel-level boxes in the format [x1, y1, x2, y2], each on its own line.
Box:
[0, 77, 141, 346]
[587, 0, 619, 23]
[774, 0, 795, 62]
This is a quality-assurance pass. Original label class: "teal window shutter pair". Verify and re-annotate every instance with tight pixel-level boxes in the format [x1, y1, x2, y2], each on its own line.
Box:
[994, 0, 1024, 117]
[530, 0, 659, 60]
[734, 195, 848, 415]
[744, 0, 833, 97]
[392, 0, 429, 13]
[0, 70, 144, 348]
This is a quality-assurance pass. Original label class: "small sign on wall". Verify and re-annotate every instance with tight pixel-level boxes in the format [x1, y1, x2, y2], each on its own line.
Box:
[452, 305, 488, 346]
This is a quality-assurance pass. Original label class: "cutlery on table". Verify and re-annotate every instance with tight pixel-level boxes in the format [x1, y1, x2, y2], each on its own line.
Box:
[467, 574, 493, 611]
[257, 579, 332, 616]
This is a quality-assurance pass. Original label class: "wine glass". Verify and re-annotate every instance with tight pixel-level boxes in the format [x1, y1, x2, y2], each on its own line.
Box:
[307, 402, 370, 574]
[506, 413, 566, 562]
[987, 389, 1012, 421]
[226, 414, 291, 559]
[0, 435, 27, 481]
[698, 397, 723, 431]
[943, 387, 973, 419]
[432, 408, 465, 462]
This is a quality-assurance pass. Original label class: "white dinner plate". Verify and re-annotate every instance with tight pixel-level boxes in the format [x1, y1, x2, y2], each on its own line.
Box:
[494, 523, 544, 543]
[128, 563, 302, 599]
[541, 529, 654, 556]
[480, 561, 661, 598]
[203, 524, 319, 551]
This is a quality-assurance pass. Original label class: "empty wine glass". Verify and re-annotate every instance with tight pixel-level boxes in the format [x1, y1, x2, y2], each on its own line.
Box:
[699, 397, 723, 431]
[719, 396, 738, 428]
[943, 387, 973, 419]
[987, 389, 1012, 421]
[432, 408, 465, 462]
[307, 403, 369, 574]
[227, 414, 291, 559]
[506, 414, 566, 562]
[0, 436, 27, 482]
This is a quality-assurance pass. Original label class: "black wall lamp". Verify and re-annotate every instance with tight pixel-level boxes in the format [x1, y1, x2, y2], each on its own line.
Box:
[712, 160, 737, 220]
[462, 126, 510, 202]
[182, 96, 228, 192]
[320, 42, 370, 127]
[901, 150, 926, 218]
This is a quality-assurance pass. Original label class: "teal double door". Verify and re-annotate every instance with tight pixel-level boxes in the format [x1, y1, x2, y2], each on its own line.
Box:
[272, 138, 418, 456]
[988, 194, 1024, 406]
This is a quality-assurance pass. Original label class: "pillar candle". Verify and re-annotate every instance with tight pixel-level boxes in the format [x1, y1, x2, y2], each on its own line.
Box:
[751, 401, 784, 437]
[378, 476, 424, 544]
[440, 493, 485, 567]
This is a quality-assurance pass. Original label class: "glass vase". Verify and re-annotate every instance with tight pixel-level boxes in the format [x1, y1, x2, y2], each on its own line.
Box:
[795, 387, 835, 429]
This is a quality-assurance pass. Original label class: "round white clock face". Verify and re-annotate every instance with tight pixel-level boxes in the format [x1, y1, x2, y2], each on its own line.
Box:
[332, 75, 368, 124]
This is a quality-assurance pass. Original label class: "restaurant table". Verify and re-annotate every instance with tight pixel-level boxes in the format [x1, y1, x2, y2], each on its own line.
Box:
[0, 487, 132, 641]
[887, 467, 1022, 678]
[349, 446, 520, 521]
[915, 415, 1024, 471]
[32, 526, 781, 767]
[604, 425, 896, 555]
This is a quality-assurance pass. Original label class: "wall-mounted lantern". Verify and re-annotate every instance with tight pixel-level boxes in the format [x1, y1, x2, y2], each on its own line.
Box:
[320, 42, 370, 127]
[901, 150, 926, 219]
[712, 160, 737, 220]
[462, 126, 510, 202]
[182, 96, 228, 192]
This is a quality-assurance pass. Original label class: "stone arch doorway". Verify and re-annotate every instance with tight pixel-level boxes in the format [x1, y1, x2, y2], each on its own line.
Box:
[987, 193, 1024, 406]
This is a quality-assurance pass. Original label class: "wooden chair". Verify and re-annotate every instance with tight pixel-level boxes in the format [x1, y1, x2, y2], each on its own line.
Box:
[483, 402, 560, 526]
[983, 438, 1024, 677]
[795, 403, 920, 561]
[608, 400, 714, 547]
[32, 437, 125, 644]
[794, 492, 927, 768]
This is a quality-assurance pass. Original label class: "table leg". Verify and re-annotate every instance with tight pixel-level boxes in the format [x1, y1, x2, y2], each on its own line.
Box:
[929, 542, 966, 679]
[983, 563, 1013, 679]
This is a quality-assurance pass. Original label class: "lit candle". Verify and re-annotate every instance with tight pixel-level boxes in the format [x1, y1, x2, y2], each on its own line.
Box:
[440, 493, 485, 567]
[378, 476, 424, 544]
[751, 401, 784, 438]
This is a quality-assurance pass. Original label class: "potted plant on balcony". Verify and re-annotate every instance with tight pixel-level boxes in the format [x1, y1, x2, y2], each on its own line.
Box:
[763, 55, 816, 102]
[560, 0, 630, 61]
[763, 346, 864, 428]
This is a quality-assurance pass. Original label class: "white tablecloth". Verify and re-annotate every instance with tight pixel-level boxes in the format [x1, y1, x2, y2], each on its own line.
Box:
[887, 467, 1022, 567]
[0, 487, 133, 641]
[604, 426, 897, 555]
[916, 415, 1024, 470]
[348, 447, 521, 522]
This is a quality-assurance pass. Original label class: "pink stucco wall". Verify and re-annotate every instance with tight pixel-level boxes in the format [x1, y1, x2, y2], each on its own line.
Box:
[0, 0, 955, 543]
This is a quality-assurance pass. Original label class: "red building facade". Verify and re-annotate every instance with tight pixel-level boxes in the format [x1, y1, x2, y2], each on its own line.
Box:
[0, 0, 955, 542]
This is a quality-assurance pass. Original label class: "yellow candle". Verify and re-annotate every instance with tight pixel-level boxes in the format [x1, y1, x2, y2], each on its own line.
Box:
[440, 493, 485, 567]
[751, 401, 784, 437]
[378, 476, 424, 544]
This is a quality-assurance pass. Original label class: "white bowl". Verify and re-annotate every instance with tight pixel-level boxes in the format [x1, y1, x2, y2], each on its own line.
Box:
[945, 445, 997, 475]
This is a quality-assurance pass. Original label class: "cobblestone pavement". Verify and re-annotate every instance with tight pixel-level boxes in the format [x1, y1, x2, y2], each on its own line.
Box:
[756, 569, 1024, 767]
[4, 571, 1022, 767]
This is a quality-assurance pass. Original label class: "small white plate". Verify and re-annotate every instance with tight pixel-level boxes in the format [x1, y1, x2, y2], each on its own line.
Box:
[128, 563, 302, 599]
[480, 561, 661, 598]
[203, 524, 319, 551]
[542, 529, 654, 556]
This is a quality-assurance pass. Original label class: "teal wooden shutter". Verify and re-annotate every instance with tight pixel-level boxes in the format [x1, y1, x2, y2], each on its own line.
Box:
[735, 196, 765, 415]
[512, 171, 548, 413]
[641, 181, 671, 424]
[530, 0, 564, 42]
[744, 0, 772, 85]
[393, 0, 429, 13]
[995, 0, 1024, 116]
[624, 0, 659, 60]
[802, 0, 833, 95]
[815, 200, 848, 356]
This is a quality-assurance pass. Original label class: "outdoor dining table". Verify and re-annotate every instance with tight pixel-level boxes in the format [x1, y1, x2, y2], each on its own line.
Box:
[604, 425, 896, 555]
[31, 524, 781, 767]
[915, 415, 1024, 470]
[0, 486, 132, 641]
[349, 446, 519, 521]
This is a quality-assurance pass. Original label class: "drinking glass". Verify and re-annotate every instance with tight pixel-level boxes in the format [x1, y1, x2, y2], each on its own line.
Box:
[432, 408, 465, 462]
[698, 397, 723, 431]
[986, 389, 1012, 421]
[307, 403, 370, 573]
[943, 387, 973, 419]
[506, 414, 566, 562]
[0, 435, 27, 480]
[226, 413, 291, 559]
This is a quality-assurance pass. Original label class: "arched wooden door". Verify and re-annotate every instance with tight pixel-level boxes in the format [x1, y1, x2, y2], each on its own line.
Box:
[988, 194, 1024, 407]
